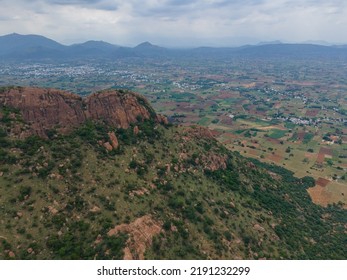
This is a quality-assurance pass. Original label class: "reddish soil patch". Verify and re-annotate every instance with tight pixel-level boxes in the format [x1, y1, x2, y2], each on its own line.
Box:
[329, 135, 339, 142]
[249, 149, 258, 156]
[266, 137, 281, 145]
[316, 153, 325, 164]
[214, 91, 239, 99]
[316, 177, 330, 187]
[320, 147, 333, 156]
[268, 153, 283, 163]
[305, 109, 319, 117]
[307, 186, 332, 207]
[297, 131, 306, 142]
[305, 152, 317, 159]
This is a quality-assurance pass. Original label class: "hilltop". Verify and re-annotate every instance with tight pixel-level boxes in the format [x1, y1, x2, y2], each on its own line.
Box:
[0, 86, 166, 138]
[0, 87, 346, 260]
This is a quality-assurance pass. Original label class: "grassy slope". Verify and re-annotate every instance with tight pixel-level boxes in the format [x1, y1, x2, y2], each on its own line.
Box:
[0, 106, 346, 260]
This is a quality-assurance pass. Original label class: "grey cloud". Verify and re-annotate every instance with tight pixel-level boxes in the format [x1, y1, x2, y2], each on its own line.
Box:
[46, 0, 118, 10]
[166, 0, 198, 6]
[47, 0, 103, 4]
[128, 0, 266, 18]
[0, 16, 13, 21]
[0, 0, 347, 46]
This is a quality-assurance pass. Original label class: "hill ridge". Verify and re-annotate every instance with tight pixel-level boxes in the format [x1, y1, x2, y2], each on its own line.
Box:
[0, 86, 167, 138]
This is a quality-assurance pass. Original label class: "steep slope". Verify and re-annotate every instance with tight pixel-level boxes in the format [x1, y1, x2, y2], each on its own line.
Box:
[0, 87, 346, 260]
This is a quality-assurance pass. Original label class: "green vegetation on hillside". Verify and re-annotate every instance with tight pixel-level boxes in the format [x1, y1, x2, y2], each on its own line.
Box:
[0, 106, 346, 260]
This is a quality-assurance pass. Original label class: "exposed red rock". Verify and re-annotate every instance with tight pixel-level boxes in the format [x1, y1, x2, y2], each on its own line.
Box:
[107, 215, 162, 260]
[107, 132, 119, 149]
[201, 153, 228, 171]
[0, 87, 165, 138]
[156, 114, 168, 125]
[84, 90, 152, 128]
[103, 142, 113, 151]
[133, 125, 139, 135]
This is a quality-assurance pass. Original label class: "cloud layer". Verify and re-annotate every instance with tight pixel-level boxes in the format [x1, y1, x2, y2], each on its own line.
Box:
[0, 0, 346, 46]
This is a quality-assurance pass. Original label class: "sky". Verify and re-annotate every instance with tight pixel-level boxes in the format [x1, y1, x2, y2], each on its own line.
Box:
[0, 0, 346, 47]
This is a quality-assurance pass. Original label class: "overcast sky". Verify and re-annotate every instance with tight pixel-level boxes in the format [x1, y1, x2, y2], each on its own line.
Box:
[0, 0, 346, 47]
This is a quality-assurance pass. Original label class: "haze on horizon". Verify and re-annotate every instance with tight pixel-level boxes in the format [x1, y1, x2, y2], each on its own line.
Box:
[0, 0, 346, 47]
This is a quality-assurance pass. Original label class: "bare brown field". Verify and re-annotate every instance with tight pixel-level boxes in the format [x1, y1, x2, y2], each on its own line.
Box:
[316, 177, 330, 187]
[214, 91, 240, 99]
[261, 125, 286, 130]
[242, 82, 256, 88]
[307, 185, 332, 207]
[249, 149, 258, 156]
[221, 132, 239, 139]
[305, 152, 317, 159]
[266, 137, 282, 145]
[290, 81, 317, 86]
[316, 153, 325, 164]
[297, 131, 306, 142]
[320, 147, 333, 156]
[268, 153, 283, 163]
[305, 109, 319, 117]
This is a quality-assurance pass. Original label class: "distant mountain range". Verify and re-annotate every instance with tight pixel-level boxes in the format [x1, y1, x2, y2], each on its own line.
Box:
[1, 33, 347, 62]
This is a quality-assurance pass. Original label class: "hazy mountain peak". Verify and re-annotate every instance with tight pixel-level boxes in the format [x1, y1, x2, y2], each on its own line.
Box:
[134, 41, 163, 49]
[257, 40, 283, 45]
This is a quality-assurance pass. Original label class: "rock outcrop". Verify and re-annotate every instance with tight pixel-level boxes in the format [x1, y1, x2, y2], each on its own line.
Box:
[107, 215, 162, 260]
[107, 132, 119, 149]
[0, 87, 167, 138]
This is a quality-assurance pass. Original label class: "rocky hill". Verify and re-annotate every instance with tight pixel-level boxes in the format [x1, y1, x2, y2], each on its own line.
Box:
[0, 87, 346, 260]
[0, 87, 167, 138]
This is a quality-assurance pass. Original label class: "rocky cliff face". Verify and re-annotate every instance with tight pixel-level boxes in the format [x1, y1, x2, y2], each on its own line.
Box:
[0, 87, 166, 137]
